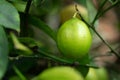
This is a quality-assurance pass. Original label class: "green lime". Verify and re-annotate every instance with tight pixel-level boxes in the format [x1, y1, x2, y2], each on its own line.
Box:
[85, 67, 108, 80]
[57, 18, 92, 60]
[33, 66, 84, 80]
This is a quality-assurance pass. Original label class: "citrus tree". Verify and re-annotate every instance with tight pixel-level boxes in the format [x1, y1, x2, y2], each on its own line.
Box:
[0, 0, 120, 80]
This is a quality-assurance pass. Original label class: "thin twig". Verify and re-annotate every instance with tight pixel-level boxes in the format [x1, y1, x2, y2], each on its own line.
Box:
[20, 0, 33, 37]
[92, 0, 108, 24]
[92, 0, 120, 25]
[75, 4, 120, 58]
[98, 1, 120, 19]
[37, 49, 98, 68]
[91, 52, 113, 59]
[75, 5, 90, 26]
[92, 28, 120, 57]
[9, 49, 98, 68]
[25, 0, 32, 14]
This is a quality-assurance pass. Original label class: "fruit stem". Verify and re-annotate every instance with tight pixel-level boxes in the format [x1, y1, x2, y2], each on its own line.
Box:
[73, 12, 78, 18]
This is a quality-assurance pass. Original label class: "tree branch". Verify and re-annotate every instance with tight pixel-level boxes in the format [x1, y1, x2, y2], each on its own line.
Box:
[75, 4, 120, 58]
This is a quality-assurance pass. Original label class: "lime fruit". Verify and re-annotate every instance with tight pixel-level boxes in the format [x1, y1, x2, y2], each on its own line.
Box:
[57, 17, 92, 60]
[33, 66, 84, 80]
[85, 67, 108, 80]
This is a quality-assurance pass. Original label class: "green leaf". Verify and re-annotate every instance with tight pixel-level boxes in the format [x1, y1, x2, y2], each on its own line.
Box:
[0, 26, 9, 79]
[12, 1, 27, 12]
[19, 37, 43, 48]
[10, 33, 32, 55]
[76, 54, 90, 77]
[28, 16, 57, 41]
[0, 0, 20, 32]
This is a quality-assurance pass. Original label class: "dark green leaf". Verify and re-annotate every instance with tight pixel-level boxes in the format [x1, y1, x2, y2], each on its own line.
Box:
[0, 0, 20, 32]
[77, 66, 89, 77]
[28, 16, 57, 41]
[0, 26, 9, 79]
[76, 54, 90, 77]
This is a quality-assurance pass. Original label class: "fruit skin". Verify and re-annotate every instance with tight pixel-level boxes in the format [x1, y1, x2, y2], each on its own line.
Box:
[60, 4, 88, 23]
[57, 18, 92, 60]
[33, 66, 84, 80]
[85, 67, 108, 80]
